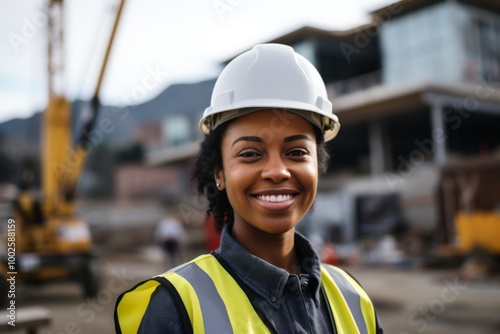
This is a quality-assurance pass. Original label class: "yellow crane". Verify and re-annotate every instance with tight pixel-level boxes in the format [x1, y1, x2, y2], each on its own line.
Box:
[1, 0, 126, 300]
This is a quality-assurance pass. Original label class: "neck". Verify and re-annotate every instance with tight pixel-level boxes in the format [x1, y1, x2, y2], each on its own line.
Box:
[232, 223, 301, 274]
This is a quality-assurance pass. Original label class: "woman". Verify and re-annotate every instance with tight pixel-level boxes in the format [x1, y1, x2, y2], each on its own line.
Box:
[115, 43, 383, 334]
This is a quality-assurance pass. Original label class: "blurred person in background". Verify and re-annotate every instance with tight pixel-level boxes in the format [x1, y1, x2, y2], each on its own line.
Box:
[321, 240, 340, 266]
[204, 215, 221, 251]
[115, 43, 383, 333]
[155, 213, 185, 267]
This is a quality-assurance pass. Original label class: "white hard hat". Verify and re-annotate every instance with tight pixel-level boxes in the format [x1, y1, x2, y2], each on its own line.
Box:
[199, 43, 340, 142]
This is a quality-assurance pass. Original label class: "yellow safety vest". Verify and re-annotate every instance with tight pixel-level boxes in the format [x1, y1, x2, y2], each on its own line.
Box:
[115, 254, 376, 334]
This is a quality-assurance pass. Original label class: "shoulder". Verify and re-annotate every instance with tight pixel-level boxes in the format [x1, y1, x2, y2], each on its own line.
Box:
[115, 278, 184, 334]
[320, 263, 375, 301]
[139, 283, 185, 333]
[114, 255, 215, 334]
[115, 261, 206, 334]
[321, 264, 384, 333]
[321, 264, 365, 288]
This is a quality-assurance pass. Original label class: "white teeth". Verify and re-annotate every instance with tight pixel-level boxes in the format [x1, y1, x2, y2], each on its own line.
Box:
[257, 194, 293, 203]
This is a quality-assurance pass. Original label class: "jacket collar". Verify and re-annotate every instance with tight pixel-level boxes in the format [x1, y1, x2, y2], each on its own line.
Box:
[214, 223, 322, 308]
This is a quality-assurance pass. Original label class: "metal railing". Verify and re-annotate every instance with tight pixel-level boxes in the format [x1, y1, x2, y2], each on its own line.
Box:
[327, 70, 382, 98]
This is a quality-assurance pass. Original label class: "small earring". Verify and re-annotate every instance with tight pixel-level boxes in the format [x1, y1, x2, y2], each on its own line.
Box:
[216, 183, 220, 188]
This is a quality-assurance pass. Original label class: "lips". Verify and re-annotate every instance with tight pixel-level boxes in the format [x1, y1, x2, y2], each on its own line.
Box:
[251, 189, 299, 211]
[255, 194, 294, 203]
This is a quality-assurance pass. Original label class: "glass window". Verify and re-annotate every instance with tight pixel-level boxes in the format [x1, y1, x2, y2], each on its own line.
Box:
[383, 2, 500, 84]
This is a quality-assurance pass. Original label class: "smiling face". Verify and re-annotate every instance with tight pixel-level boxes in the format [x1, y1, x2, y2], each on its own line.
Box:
[216, 109, 318, 236]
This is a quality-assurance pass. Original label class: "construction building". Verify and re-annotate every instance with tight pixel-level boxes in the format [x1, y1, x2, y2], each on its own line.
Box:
[146, 0, 500, 244]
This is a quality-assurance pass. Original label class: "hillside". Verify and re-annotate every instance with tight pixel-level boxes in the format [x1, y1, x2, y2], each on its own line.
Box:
[0, 78, 216, 149]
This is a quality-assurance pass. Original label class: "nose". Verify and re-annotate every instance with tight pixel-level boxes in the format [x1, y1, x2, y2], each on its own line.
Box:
[261, 153, 291, 183]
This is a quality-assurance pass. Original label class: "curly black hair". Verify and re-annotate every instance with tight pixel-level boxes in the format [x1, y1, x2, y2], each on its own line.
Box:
[191, 120, 330, 233]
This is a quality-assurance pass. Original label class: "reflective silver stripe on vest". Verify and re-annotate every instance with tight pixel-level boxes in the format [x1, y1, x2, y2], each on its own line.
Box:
[323, 266, 368, 334]
[176, 263, 233, 334]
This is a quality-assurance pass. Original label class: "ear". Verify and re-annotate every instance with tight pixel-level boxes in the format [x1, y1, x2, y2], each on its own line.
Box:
[214, 167, 225, 190]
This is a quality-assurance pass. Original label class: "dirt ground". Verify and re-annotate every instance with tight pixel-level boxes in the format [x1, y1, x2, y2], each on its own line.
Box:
[6, 246, 500, 334]
[348, 266, 500, 334]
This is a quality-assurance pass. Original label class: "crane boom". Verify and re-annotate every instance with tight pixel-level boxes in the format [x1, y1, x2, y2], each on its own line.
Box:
[43, 0, 126, 216]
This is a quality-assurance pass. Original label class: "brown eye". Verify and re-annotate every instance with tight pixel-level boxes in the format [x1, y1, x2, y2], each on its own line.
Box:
[287, 149, 308, 157]
[238, 150, 261, 158]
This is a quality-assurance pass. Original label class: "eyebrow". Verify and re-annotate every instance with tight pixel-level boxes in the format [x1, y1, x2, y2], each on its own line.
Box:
[231, 134, 312, 147]
[231, 136, 263, 147]
[284, 134, 312, 143]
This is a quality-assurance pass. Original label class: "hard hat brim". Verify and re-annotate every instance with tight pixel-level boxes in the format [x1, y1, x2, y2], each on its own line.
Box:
[200, 104, 340, 142]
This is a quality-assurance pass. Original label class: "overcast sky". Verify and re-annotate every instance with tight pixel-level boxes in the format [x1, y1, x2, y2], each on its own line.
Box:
[0, 0, 395, 123]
